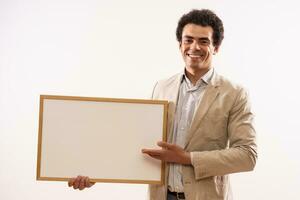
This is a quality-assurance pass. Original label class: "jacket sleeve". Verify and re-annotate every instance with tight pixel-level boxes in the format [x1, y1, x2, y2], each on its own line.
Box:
[191, 88, 257, 180]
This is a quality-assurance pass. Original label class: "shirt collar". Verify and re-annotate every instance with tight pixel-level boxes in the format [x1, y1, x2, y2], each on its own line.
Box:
[181, 67, 214, 87]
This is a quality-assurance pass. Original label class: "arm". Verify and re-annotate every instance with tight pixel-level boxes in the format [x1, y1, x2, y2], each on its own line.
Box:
[142, 88, 257, 179]
[191, 88, 257, 179]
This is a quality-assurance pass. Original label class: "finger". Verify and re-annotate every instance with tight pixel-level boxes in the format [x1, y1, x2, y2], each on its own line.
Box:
[144, 152, 164, 160]
[148, 154, 168, 161]
[142, 149, 163, 156]
[157, 141, 175, 149]
[86, 177, 95, 187]
[68, 178, 75, 187]
[73, 175, 81, 189]
[79, 176, 86, 190]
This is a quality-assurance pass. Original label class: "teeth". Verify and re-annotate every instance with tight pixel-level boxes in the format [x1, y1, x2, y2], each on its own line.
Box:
[188, 54, 201, 58]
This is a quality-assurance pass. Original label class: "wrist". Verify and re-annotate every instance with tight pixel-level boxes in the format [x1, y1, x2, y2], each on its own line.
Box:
[183, 152, 191, 165]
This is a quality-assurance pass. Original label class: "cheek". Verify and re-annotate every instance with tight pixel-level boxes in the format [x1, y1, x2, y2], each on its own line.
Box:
[179, 47, 185, 56]
[201, 49, 210, 58]
[205, 48, 214, 57]
[182, 46, 188, 53]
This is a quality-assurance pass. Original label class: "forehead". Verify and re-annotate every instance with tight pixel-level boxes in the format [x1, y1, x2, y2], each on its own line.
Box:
[182, 23, 213, 40]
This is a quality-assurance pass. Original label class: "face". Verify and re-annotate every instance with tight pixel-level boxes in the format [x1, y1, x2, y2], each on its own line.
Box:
[180, 23, 219, 73]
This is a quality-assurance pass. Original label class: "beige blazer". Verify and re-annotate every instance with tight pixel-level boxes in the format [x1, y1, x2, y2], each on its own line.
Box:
[148, 71, 257, 200]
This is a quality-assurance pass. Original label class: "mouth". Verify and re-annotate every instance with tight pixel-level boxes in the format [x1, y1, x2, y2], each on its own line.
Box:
[187, 53, 202, 59]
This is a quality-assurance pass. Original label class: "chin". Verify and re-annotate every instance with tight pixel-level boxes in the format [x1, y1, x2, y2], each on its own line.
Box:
[188, 65, 208, 71]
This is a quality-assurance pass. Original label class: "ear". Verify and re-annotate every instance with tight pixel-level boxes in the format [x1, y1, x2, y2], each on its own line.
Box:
[213, 45, 220, 55]
[179, 41, 182, 49]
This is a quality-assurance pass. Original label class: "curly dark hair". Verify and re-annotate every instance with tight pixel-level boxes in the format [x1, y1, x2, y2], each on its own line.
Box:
[176, 9, 224, 48]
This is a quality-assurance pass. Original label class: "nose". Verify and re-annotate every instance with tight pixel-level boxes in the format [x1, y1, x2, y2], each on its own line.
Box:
[190, 41, 200, 50]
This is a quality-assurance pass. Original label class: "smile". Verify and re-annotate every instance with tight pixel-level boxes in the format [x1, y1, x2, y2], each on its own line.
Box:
[187, 53, 202, 58]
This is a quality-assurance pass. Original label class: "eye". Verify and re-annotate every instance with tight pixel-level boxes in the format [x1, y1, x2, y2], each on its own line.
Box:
[183, 38, 193, 44]
[200, 40, 210, 46]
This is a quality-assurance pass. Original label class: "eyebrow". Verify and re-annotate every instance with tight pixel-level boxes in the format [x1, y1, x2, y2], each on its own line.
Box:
[183, 35, 211, 42]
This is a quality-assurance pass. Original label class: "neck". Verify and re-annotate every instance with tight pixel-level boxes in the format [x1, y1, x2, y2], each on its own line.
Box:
[185, 67, 211, 85]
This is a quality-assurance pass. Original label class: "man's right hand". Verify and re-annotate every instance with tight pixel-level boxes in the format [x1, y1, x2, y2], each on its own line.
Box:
[68, 175, 95, 190]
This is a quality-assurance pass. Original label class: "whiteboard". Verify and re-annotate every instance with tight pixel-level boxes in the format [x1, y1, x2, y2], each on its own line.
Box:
[36, 95, 168, 184]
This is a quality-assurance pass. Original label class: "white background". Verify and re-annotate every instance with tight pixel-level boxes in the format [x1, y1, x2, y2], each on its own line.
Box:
[1, 0, 300, 199]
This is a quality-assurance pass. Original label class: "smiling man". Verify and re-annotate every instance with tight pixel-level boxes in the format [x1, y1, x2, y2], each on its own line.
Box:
[141, 9, 257, 200]
[180, 23, 218, 84]
[68, 9, 257, 200]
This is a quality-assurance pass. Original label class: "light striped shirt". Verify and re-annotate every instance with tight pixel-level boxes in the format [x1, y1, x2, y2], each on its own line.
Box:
[168, 68, 214, 192]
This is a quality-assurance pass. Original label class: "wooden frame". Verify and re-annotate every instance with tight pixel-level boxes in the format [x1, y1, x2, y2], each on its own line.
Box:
[36, 95, 168, 184]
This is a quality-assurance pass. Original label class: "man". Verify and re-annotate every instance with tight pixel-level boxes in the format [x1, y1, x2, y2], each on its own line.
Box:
[68, 9, 257, 200]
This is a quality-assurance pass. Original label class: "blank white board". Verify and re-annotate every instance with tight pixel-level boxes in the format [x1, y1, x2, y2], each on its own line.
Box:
[36, 95, 168, 184]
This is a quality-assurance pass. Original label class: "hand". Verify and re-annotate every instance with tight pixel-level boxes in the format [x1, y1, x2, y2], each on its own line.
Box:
[68, 175, 95, 190]
[142, 141, 191, 165]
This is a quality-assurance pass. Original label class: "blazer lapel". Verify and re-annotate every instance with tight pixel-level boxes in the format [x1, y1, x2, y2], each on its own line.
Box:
[166, 74, 183, 142]
[184, 73, 221, 148]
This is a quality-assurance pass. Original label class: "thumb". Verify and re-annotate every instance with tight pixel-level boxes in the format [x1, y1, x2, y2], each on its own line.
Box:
[157, 141, 175, 149]
[68, 178, 75, 187]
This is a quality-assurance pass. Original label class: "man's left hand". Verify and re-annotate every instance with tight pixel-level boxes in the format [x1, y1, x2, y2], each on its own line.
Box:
[142, 141, 191, 165]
